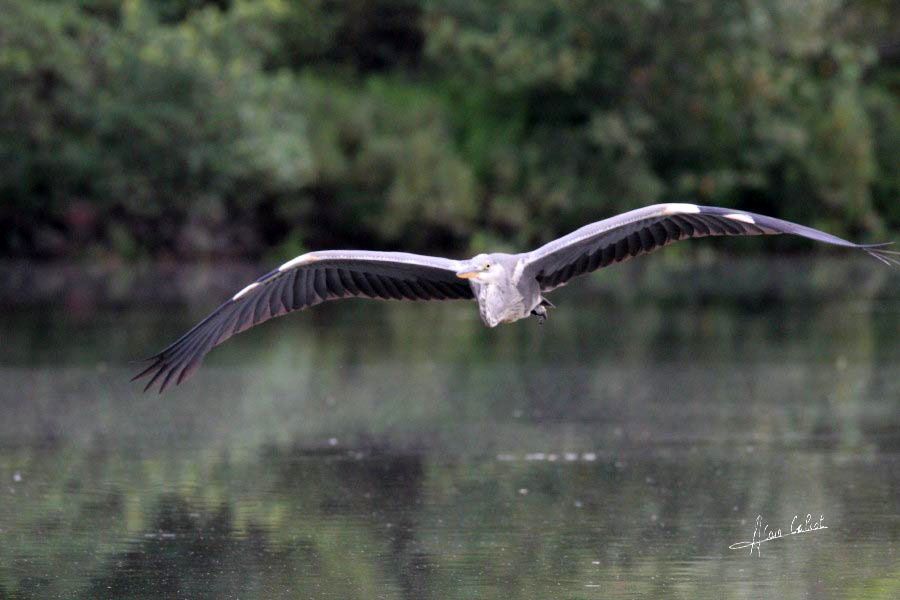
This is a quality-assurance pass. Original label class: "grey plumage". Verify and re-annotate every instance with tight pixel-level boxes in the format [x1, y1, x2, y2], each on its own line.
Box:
[134, 203, 897, 392]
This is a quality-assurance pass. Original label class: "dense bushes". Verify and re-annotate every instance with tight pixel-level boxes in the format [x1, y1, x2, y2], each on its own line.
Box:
[1, 0, 897, 259]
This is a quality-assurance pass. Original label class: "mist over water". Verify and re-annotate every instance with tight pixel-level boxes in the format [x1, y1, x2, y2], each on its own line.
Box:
[0, 257, 898, 599]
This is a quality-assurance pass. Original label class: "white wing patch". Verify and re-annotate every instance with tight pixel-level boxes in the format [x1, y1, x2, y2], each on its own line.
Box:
[278, 253, 318, 272]
[232, 282, 261, 301]
[724, 213, 755, 224]
[661, 203, 701, 215]
[511, 259, 527, 284]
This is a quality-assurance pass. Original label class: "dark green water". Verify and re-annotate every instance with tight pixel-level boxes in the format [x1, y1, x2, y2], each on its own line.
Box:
[0, 257, 898, 599]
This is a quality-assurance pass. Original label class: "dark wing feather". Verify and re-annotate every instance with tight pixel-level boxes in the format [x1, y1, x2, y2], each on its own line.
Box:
[133, 251, 472, 393]
[525, 204, 897, 292]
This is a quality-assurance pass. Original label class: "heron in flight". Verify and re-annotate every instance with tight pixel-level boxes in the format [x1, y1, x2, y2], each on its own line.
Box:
[134, 203, 897, 392]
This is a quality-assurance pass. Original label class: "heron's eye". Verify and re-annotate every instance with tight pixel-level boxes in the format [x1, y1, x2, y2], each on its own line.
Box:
[484, 263, 491, 269]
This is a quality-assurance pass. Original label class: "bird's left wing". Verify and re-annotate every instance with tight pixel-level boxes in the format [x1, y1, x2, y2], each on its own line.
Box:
[133, 251, 472, 392]
[524, 203, 897, 292]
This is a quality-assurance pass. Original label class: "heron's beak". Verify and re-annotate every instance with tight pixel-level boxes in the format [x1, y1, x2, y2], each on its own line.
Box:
[456, 271, 479, 279]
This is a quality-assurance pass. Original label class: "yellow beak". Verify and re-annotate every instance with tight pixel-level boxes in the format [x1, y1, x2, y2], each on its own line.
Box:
[456, 271, 479, 279]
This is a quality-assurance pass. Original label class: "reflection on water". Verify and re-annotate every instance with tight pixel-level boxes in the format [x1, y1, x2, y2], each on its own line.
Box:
[0, 257, 898, 599]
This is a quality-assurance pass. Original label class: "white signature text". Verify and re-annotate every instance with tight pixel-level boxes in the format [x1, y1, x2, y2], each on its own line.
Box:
[729, 514, 827, 556]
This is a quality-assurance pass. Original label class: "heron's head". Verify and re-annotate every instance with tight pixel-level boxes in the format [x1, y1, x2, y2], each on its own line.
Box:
[456, 254, 507, 284]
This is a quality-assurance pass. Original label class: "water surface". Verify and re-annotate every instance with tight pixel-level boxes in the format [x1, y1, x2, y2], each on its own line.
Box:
[0, 257, 898, 599]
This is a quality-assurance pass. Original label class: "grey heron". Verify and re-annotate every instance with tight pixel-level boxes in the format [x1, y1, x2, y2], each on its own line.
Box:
[134, 203, 897, 392]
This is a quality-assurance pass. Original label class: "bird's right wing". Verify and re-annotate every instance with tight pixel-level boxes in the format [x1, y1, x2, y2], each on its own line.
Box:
[133, 251, 473, 392]
[524, 203, 897, 292]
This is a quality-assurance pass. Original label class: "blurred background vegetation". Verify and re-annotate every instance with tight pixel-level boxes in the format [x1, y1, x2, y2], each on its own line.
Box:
[1, 0, 897, 260]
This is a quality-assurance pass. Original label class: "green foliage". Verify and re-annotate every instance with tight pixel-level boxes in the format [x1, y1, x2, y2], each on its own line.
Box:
[424, 0, 898, 247]
[0, 0, 896, 258]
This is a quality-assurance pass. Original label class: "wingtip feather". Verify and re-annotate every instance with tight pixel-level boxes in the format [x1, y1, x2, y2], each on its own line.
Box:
[131, 359, 161, 383]
[865, 244, 900, 268]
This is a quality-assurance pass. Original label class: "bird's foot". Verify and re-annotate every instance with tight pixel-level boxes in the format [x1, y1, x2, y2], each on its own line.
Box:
[531, 304, 549, 325]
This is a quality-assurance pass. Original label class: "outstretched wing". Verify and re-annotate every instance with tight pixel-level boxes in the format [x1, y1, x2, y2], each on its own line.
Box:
[525, 203, 897, 292]
[133, 251, 473, 392]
